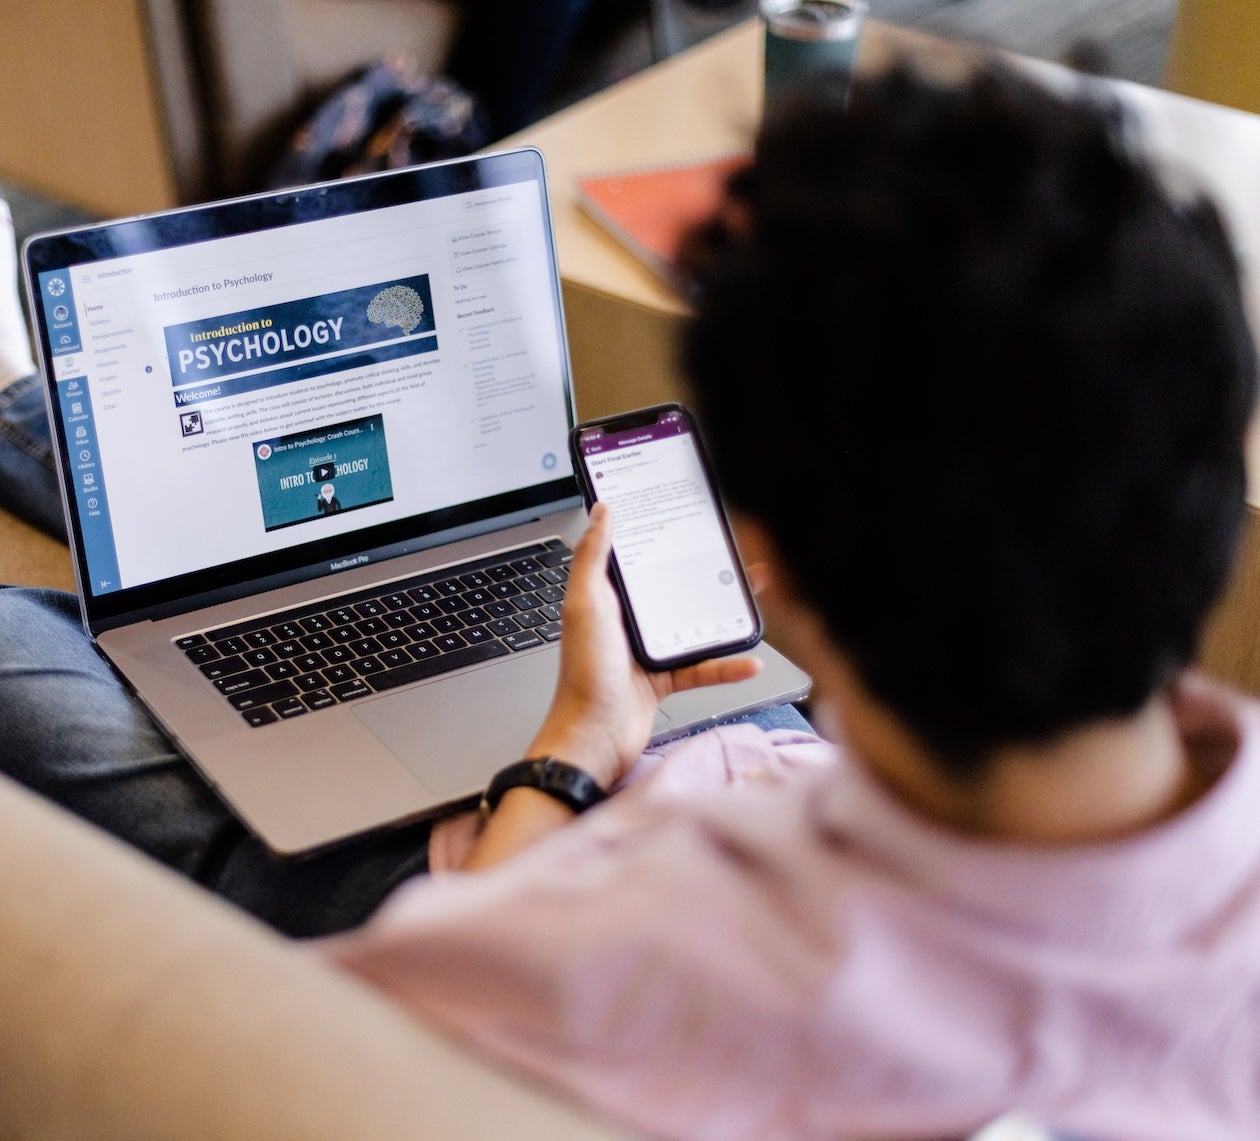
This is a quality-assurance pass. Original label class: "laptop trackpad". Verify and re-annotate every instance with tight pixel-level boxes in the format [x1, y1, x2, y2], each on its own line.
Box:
[353, 649, 565, 797]
[353, 645, 674, 797]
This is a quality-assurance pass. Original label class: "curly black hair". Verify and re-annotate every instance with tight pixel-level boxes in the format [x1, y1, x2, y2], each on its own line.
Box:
[682, 61, 1257, 775]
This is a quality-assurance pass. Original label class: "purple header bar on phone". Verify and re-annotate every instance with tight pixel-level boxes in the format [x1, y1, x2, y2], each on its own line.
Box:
[577, 409, 688, 456]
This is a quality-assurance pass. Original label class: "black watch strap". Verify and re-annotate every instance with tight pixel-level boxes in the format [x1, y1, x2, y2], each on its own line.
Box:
[481, 756, 608, 817]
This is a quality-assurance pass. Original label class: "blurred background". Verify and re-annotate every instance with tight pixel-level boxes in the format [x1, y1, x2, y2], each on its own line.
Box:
[0, 0, 1182, 245]
[552, 0, 1174, 111]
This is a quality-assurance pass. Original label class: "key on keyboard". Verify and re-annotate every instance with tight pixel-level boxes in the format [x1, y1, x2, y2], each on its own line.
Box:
[177, 539, 571, 727]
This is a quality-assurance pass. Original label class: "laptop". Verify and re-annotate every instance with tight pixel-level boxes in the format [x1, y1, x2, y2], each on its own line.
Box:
[22, 148, 810, 855]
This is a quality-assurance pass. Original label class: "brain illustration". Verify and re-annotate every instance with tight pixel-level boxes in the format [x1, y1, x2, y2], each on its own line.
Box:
[366, 285, 425, 334]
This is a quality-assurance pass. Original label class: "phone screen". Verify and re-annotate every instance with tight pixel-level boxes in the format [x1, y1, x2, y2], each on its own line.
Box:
[572, 405, 760, 668]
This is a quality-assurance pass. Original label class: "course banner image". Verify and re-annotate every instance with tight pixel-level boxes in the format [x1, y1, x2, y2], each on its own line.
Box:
[253, 414, 394, 532]
[165, 276, 437, 406]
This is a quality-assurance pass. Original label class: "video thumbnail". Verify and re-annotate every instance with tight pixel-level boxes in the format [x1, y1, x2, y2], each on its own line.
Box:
[253, 413, 394, 532]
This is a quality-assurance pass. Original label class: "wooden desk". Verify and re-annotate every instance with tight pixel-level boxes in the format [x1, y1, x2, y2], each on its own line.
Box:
[1166, 0, 1260, 116]
[506, 19, 1260, 693]
[508, 19, 1260, 410]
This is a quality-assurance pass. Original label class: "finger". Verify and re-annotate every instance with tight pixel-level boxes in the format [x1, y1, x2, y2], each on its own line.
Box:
[570, 501, 613, 583]
[656, 653, 763, 698]
[745, 561, 771, 596]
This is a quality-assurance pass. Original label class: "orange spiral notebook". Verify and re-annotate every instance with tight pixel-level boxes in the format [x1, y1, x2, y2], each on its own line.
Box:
[575, 154, 750, 295]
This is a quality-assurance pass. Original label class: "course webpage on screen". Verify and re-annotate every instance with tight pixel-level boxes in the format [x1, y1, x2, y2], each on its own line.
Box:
[37, 180, 573, 595]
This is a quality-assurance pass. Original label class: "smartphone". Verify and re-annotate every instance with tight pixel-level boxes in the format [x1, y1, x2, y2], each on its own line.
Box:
[569, 403, 762, 671]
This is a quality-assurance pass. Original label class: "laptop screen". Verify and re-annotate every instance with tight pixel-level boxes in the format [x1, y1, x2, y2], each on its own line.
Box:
[24, 149, 578, 628]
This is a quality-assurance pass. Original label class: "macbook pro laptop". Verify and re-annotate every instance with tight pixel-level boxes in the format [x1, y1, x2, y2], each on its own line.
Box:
[22, 148, 810, 855]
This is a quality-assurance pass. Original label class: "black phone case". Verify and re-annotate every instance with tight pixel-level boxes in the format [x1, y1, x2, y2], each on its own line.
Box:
[568, 402, 762, 672]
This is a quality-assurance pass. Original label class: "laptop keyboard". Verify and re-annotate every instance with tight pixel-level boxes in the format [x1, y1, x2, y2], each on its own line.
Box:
[175, 538, 572, 727]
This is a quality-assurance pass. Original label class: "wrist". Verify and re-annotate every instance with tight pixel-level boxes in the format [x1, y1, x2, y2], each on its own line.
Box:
[528, 700, 638, 788]
[481, 756, 608, 818]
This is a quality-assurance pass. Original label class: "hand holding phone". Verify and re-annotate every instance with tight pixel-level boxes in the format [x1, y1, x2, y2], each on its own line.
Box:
[569, 403, 762, 671]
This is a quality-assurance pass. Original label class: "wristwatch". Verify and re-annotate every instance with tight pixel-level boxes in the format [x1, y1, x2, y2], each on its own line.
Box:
[481, 756, 608, 817]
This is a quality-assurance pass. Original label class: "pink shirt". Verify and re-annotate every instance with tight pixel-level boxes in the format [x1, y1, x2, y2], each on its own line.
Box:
[322, 678, 1260, 1139]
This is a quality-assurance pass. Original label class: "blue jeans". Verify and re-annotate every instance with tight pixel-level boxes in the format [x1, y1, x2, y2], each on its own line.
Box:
[0, 373, 65, 540]
[0, 385, 812, 935]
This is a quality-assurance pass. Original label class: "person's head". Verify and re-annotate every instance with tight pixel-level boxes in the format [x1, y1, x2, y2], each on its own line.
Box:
[321, 483, 336, 502]
[683, 60, 1257, 778]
